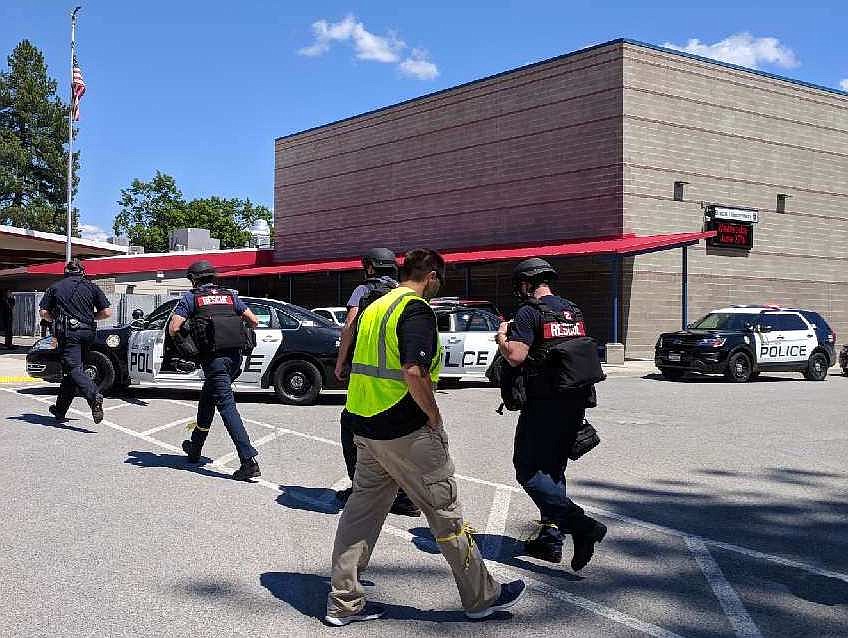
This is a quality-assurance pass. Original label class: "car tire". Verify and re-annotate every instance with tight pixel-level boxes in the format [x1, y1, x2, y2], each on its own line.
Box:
[803, 352, 829, 381]
[273, 359, 322, 405]
[724, 352, 753, 383]
[85, 350, 116, 393]
[843, 368, 848, 377]
[659, 368, 686, 381]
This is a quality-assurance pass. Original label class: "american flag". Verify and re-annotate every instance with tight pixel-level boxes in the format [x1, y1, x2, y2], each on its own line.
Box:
[71, 55, 86, 121]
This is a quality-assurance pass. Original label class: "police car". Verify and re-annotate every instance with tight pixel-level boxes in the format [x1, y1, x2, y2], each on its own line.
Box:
[436, 307, 501, 382]
[312, 306, 348, 326]
[26, 296, 344, 405]
[655, 306, 835, 382]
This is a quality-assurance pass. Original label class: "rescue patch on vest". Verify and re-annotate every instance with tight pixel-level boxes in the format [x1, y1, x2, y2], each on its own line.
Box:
[543, 321, 586, 339]
[196, 295, 233, 307]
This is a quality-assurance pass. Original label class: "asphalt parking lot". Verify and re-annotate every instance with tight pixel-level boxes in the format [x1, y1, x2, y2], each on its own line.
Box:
[1, 371, 846, 638]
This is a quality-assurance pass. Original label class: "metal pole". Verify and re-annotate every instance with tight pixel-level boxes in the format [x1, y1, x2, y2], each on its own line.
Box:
[681, 245, 688, 329]
[611, 254, 620, 343]
[65, 7, 81, 264]
[464, 266, 471, 298]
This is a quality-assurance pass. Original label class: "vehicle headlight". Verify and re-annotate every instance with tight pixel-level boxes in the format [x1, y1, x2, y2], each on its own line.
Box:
[106, 334, 121, 348]
[696, 337, 726, 348]
[33, 337, 58, 351]
[655, 336, 663, 349]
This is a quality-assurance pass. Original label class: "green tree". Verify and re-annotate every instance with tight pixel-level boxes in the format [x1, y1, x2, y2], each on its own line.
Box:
[113, 171, 273, 252]
[0, 40, 79, 233]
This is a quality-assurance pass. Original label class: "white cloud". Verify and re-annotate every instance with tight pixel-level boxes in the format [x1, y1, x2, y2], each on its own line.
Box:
[298, 15, 438, 80]
[79, 223, 109, 243]
[399, 48, 439, 80]
[840, 79, 848, 91]
[663, 33, 799, 70]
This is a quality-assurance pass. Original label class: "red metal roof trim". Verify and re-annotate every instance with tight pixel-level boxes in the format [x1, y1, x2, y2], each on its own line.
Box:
[219, 232, 715, 278]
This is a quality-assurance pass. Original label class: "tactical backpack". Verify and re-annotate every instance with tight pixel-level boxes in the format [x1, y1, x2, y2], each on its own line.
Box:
[188, 287, 252, 356]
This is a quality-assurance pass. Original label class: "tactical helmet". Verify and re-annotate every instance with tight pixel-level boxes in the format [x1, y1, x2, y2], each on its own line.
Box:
[64, 258, 85, 276]
[132, 308, 144, 320]
[186, 260, 217, 282]
[362, 247, 397, 274]
[513, 257, 557, 298]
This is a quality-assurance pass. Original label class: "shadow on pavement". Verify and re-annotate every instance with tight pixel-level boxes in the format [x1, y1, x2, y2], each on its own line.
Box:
[112, 386, 347, 406]
[277, 485, 342, 515]
[124, 450, 235, 480]
[643, 372, 799, 383]
[259, 571, 506, 623]
[7, 412, 95, 434]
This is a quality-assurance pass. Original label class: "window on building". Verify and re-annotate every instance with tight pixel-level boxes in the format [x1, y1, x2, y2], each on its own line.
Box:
[673, 181, 688, 201]
[777, 193, 789, 213]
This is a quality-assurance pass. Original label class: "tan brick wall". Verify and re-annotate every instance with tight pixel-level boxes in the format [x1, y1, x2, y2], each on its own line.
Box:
[621, 43, 848, 357]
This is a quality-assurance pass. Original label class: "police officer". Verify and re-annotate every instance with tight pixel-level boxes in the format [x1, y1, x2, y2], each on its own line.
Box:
[496, 258, 607, 571]
[168, 260, 261, 481]
[333, 248, 420, 517]
[39, 259, 112, 424]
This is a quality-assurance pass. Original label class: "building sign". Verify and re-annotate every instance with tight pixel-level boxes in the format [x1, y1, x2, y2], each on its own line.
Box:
[704, 205, 757, 250]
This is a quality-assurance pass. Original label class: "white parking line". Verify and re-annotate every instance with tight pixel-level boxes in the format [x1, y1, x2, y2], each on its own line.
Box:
[103, 403, 134, 412]
[140, 416, 197, 436]
[214, 430, 283, 468]
[242, 417, 341, 448]
[483, 488, 511, 560]
[686, 537, 763, 638]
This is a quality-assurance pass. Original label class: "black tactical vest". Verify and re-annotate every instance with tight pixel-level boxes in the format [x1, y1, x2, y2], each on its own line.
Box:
[189, 286, 245, 354]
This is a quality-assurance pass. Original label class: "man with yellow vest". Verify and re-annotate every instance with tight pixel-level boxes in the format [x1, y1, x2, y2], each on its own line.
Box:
[325, 249, 526, 627]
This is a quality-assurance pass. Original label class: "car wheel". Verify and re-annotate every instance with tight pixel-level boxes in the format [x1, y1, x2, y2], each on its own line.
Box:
[724, 352, 753, 383]
[85, 350, 116, 393]
[659, 368, 686, 381]
[273, 359, 322, 405]
[803, 352, 829, 381]
[843, 368, 848, 377]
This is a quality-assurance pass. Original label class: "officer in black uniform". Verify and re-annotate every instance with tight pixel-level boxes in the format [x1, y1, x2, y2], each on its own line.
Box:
[168, 260, 261, 481]
[39, 259, 112, 424]
[496, 258, 607, 571]
[332, 248, 420, 516]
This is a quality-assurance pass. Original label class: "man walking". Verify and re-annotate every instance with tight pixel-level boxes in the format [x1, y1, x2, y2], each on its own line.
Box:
[325, 249, 526, 626]
[39, 259, 111, 423]
[168, 260, 261, 481]
[496, 258, 606, 571]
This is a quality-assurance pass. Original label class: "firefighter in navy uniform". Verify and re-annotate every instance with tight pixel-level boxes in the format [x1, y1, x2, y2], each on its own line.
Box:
[39, 259, 112, 424]
[168, 260, 262, 481]
[333, 248, 420, 517]
[496, 258, 607, 571]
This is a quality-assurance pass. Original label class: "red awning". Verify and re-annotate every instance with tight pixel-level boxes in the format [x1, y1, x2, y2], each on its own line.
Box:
[219, 232, 714, 278]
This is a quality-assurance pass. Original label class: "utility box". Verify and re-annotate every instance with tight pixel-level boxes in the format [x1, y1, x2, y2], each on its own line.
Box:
[168, 228, 220, 252]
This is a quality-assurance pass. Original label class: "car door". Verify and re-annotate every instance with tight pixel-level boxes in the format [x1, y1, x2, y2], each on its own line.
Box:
[127, 300, 176, 383]
[757, 312, 808, 364]
[237, 301, 282, 386]
[776, 312, 816, 364]
[438, 312, 464, 375]
[457, 310, 498, 377]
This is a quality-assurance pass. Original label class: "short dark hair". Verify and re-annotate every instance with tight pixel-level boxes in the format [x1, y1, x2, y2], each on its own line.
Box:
[400, 249, 445, 282]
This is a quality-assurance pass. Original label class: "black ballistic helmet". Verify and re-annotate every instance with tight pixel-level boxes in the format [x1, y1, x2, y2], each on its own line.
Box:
[513, 257, 557, 297]
[362, 247, 397, 274]
[186, 260, 217, 282]
[64, 258, 85, 276]
[132, 308, 144, 320]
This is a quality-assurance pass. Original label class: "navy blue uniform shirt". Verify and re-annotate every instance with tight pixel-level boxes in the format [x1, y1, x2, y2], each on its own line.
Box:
[174, 285, 248, 318]
[40, 275, 110, 324]
[510, 295, 582, 347]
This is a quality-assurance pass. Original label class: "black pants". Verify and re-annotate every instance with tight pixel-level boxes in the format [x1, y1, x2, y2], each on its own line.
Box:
[56, 328, 99, 413]
[190, 351, 258, 461]
[513, 397, 595, 549]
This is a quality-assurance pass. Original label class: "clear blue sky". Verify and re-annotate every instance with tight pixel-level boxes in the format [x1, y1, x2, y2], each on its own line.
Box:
[2, 1, 846, 240]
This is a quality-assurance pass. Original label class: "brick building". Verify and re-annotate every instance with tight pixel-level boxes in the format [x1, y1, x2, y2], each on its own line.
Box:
[261, 38, 848, 358]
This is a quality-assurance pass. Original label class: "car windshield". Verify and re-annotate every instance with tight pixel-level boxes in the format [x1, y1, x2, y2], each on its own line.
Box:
[691, 313, 754, 331]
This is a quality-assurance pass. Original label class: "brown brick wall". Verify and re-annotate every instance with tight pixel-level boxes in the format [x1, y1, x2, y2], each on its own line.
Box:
[274, 45, 624, 262]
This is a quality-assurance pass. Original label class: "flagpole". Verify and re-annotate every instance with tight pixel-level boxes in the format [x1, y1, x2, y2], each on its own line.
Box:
[65, 6, 81, 264]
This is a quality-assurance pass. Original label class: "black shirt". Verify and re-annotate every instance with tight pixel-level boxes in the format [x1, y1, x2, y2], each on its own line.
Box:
[347, 299, 439, 440]
[40, 275, 110, 325]
[510, 295, 584, 347]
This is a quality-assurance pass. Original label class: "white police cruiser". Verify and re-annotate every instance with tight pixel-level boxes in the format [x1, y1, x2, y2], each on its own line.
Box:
[435, 306, 501, 382]
[655, 305, 833, 382]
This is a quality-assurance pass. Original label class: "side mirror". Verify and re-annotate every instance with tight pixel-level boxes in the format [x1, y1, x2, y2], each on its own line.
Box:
[686, 323, 695, 329]
[759, 324, 773, 333]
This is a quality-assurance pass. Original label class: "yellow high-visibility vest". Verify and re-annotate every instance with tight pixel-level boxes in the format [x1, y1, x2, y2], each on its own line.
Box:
[346, 286, 442, 417]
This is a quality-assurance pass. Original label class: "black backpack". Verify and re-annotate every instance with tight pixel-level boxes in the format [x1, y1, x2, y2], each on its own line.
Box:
[358, 277, 398, 312]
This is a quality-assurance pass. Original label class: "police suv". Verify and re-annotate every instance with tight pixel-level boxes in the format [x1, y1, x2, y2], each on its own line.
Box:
[655, 306, 834, 382]
[436, 307, 501, 382]
[27, 296, 344, 405]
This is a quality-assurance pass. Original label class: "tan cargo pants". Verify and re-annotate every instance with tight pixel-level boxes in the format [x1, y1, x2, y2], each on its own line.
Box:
[327, 424, 500, 618]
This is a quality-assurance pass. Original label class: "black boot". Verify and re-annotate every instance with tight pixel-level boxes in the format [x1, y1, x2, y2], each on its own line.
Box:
[90, 394, 104, 424]
[524, 523, 563, 563]
[181, 440, 202, 463]
[232, 457, 261, 481]
[336, 487, 353, 504]
[48, 405, 68, 422]
[571, 519, 607, 571]
[390, 489, 421, 517]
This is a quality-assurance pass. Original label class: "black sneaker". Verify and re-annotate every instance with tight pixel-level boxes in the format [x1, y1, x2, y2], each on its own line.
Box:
[48, 405, 67, 422]
[181, 440, 201, 463]
[336, 487, 353, 504]
[90, 394, 104, 424]
[232, 458, 261, 481]
[571, 520, 607, 571]
[524, 537, 563, 564]
[389, 492, 421, 517]
[324, 602, 385, 627]
[466, 580, 527, 619]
